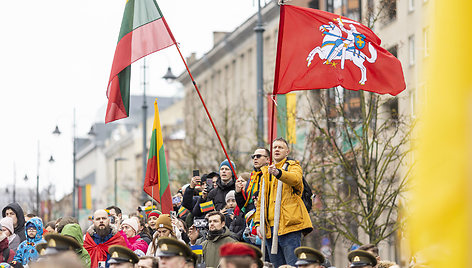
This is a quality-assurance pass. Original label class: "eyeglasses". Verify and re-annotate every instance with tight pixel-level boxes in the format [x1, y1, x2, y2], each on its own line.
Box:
[251, 154, 268, 159]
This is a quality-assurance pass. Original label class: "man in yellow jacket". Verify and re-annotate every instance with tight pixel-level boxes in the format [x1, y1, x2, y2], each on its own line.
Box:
[255, 137, 313, 267]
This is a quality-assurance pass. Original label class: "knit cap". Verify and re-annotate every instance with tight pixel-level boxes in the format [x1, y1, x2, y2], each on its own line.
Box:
[121, 218, 139, 233]
[225, 190, 236, 203]
[148, 210, 162, 219]
[155, 214, 173, 231]
[219, 159, 236, 170]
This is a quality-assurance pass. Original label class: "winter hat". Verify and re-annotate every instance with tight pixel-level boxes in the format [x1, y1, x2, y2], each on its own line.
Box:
[155, 214, 173, 231]
[148, 210, 162, 219]
[121, 218, 139, 233]
[219, 159, 236, 171]
[225, 190, 236, 203]
[25, 221, 35, 230]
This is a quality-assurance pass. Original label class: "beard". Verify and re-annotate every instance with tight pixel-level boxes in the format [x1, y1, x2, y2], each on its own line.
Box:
[95, 225, 112, 237]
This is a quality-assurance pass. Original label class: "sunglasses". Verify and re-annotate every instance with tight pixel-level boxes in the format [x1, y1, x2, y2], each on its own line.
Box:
[251, 154, 268, 159]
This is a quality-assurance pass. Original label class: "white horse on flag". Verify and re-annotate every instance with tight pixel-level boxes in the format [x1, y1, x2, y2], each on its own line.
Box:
[306, 21, 377, 85]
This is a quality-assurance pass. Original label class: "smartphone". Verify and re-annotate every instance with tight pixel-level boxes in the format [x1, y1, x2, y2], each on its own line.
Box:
[206, 177, 214, 191]
[193, 170, 200, 186]
[172, 196, 181, 205]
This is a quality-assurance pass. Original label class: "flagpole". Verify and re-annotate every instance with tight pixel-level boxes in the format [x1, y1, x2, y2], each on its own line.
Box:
[173, 45, 238, 178]
[268, 94, 282, 254]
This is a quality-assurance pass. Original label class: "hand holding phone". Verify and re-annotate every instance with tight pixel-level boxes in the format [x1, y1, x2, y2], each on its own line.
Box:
[192, 170, 201, 187]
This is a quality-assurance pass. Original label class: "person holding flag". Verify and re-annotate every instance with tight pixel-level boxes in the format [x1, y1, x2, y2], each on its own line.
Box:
[255, 138, 313, 266]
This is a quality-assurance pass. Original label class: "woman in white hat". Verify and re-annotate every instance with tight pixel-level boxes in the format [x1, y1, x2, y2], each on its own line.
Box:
[120, 218, 148, 257]
[0, 217, 20, 252]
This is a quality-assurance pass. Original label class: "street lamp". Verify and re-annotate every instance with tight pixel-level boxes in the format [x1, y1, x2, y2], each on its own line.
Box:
[114, 157, 127, 206]
[52, 110, 77, 218]
[162, 67, 177, 81]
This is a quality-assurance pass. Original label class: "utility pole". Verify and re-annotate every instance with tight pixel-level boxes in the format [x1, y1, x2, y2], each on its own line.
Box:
[255, 0, 265, 146]
[72, 109, 77, 218]
[36, 141, 40, 215]
[142, 58, 148, 203]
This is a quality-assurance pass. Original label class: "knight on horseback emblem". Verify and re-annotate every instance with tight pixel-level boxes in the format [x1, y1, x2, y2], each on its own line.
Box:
[306, 17, 377, 85]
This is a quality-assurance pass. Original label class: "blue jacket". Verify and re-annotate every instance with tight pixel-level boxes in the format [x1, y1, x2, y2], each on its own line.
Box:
[13, 218, 45, 265]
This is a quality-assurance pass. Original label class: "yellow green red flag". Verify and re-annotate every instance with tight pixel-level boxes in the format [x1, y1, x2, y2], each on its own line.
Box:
[144, 99, 172, 214]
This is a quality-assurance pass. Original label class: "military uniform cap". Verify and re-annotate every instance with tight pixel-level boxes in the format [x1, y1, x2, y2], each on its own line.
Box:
[157, 237, 193, 259]
[35, 242, 48, 256]
[294, 247, 325, 266]
[247, 243, 263, 268]
[108, 245, 139, 264]
[348, 250, 377, 267]
[43, 233, 82, 255]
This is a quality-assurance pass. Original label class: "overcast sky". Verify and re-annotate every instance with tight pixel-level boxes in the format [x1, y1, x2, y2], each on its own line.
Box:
[0, 0, 265, 200]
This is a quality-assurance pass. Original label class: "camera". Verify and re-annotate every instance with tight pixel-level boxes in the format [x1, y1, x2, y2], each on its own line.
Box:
[193, 218, 208, 240]
[193, 218, 208, 229]
[108, 216, 115, 224]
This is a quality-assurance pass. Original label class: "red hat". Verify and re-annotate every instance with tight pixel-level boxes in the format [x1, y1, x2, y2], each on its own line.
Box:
[148, 210, 162, 219]
[220, 243, 257, 259]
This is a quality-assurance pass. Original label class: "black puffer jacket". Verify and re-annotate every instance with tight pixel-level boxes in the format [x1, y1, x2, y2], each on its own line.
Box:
[2, 203, 25, 242]
[192, 177, 235, 217]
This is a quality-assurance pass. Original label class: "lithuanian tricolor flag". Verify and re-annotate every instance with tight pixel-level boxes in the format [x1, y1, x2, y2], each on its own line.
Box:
[268, 93, 297, 144]
[77, 184, 92, 210]
[177, 206, 189, 218]
[200, 201, 215, 213]
[144, 100, 172, 214]
[106, 0, 176, 123]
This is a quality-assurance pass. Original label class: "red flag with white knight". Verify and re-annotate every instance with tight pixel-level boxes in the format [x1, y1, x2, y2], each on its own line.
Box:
[273, 5, 406, 96]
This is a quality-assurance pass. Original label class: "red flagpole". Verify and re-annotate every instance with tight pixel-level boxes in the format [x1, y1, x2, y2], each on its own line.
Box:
[174, 45, 237, 178]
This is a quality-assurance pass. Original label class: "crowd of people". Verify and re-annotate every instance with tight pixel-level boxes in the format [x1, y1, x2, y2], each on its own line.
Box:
[0, 138, 397, 268]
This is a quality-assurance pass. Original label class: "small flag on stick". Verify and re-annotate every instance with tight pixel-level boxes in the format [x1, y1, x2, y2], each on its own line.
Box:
[178, 206, 189, 218]
[200, 201, 215, 213]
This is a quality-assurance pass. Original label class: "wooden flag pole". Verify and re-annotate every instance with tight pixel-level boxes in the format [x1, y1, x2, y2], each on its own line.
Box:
[259, 175, 266, 259]
[174, 45, 237, 178]
[268, 94, 283, 255]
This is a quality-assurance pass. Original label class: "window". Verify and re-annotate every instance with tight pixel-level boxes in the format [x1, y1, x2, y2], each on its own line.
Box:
[309, 0, 319, 9]
[381, 0, 397, 22]
[388, 45, 398, 58]
[410, 88, 417, 116]
[386, 97, 399, 120]
[423, 27, 430, 57]
[408, 0, 414, 12]
[409, 35, 415, 66]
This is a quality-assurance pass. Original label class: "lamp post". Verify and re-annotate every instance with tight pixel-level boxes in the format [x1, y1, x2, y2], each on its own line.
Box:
[36, 141, 40, 215]
[52, 109, 77, 217]
[141, 58, 148, 203]
[255, 0, 265, 146]
[114, 157, 127, 206]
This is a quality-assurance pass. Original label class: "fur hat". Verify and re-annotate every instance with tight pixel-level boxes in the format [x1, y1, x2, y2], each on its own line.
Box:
[121, 218, 139, 233]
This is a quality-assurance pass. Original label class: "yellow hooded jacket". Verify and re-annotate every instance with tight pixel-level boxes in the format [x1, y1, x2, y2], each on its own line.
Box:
[255, 158, 313, 238]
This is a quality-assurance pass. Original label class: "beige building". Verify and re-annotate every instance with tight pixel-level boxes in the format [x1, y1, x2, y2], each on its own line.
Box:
[178, 0, 427, 266]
